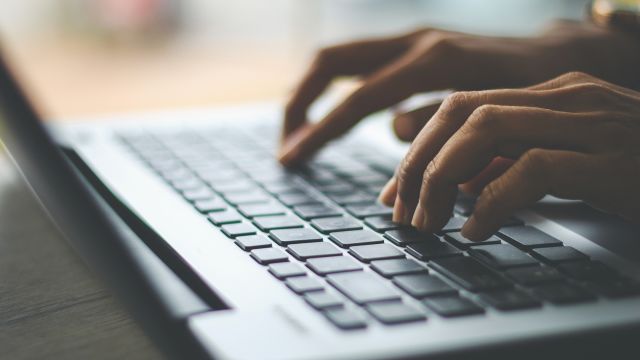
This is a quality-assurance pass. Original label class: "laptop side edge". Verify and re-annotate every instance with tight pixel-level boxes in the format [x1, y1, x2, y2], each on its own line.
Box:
[0, 47, 211, 359]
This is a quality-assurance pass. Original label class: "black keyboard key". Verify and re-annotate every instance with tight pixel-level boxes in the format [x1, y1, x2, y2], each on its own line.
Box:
[221, 222, 257, 238]
[587, 278, 640, 298]
[270, 228, 323, 246]
[468, 244, 539, 269]
[323, 308, 367, 330]
[253, 215, 303, 231]
[557, 261, 619, 282]
[307, 256, 363, 275]
[250, 247, 289, 265]
[329, 192, 377, 205]
[530, 282, 596, 304]
[440, 216, 466, 233]
[503, 216, 525, 227]
[479, 290, 541, 310]
[235, 235, 272, 251]
[454, 200, 475, 216]
[287, 242, 342, 260]
[498, 226, 562, 249]
[431, 257, 510, 292]
[393, 274, 457, 298]
[505, 266, 564, 285]
[348, 243, 404, 262]
[224, 190, 271, 205]
[384, 228, 439, 246]
[285, 276, 324, 293]
[208, 210, 242, 225]
[532, 246, 589, 263]
[237, 202, 286, 218]
[311, 217, 363, 234]
[194, 198, 227, 213]
[329, 229, 384, 248]
[327, 272, 401, 304]
[444, 232, 502, 249]
[422, 296, 484, 317]
[370, 259, 427, 278]
[366, 302, 426, 324]
[294, 204, 341, 219]
[346, 203, 393, 218]
[268, 262, 306, 279]
[304, 292, 343, 309]
[277, 192, 320, 207]
[364, 216, 400, 232]
[406, 240, 461, 260]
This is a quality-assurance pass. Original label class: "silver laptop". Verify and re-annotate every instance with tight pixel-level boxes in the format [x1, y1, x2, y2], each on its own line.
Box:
[2, 48, 640, 360]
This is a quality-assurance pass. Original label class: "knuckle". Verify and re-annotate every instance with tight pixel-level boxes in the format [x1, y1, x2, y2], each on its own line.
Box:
[568, 82, 613, 103]
[520, 149, 550, 179]
[412, 31, 464, 57]
[440, 91, 477, 115]
[465, 104, 501, 132]
[559, 71, 593, 83]
[313, 47, 338, 68]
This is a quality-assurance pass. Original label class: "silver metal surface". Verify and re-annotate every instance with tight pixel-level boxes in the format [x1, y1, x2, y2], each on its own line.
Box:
[57, 103, 640, 360]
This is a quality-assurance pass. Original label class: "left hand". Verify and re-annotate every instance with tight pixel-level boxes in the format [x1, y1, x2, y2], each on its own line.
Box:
[379, 71, 640, 241]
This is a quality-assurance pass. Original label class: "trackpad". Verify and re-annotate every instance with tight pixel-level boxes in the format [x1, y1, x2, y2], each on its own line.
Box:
[533, 199, 640, 263]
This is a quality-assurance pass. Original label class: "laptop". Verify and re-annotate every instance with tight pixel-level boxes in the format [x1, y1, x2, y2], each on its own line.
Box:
[2, 47, 640, 360]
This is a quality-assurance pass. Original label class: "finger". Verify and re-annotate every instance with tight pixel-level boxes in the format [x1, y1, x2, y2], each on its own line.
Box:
[459, 157, 514, 195]
[528, 71, 640, 98]
[413, 106, 605, 232]
[279, 52, 426, 166]
[283, 32, 421, 141]
[462, 150, 616, 240]
[378, 176, 398, 206]
[392, 83, 621, 225]
[280, 31, 476, 166]
[392, 102, 441, 141]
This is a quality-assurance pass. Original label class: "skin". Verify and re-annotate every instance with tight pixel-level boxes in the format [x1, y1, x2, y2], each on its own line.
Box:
[380, 72, 640, 240]
[279, 20, 640, 240]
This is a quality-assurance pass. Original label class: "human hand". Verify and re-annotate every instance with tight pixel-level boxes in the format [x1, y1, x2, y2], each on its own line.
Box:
[279, 21, 640, 166]
[379, 71, 640, 241]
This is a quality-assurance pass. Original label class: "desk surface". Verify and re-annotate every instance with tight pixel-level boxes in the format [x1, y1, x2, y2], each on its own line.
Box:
[0, 154, 162, 359]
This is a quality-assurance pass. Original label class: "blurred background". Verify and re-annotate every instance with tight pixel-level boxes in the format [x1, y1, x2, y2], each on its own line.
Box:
[0, 0, 590, 120]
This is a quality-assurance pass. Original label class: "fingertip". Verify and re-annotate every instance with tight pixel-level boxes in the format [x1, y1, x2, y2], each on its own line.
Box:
[410, 204, 426, 231]
[460, 216, 481, 241]
[461, 215, 493, 242]
[378, 177, 398, 206]
[392, 195, 410, 224]
[392, 114, 416, 142]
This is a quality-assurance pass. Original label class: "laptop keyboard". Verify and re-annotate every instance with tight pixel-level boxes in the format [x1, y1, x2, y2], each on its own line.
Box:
[118, 125, 640, 330]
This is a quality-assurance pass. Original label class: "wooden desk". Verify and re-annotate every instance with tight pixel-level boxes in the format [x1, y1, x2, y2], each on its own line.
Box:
[0, 155, 161, 359]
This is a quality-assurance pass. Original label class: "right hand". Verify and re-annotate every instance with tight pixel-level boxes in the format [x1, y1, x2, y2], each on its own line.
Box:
[278, 21, 640, 166]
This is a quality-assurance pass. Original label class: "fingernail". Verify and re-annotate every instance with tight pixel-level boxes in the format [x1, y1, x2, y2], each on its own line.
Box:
[461, 215, 481, 241]
[411, 204, 426, 230]
[378, 178, 396, 206]
[393, 196, 407, 223]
